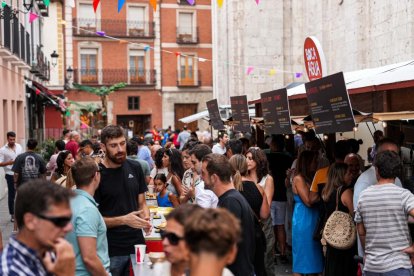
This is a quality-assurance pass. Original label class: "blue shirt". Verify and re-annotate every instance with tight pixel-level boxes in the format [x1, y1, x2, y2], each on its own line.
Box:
[66, 189, 110, 276]
[137, 145, 154, 169]
[0, 236, 51, 276]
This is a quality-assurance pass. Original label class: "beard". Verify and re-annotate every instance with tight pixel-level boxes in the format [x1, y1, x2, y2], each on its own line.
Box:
[107, 151, 126, 164]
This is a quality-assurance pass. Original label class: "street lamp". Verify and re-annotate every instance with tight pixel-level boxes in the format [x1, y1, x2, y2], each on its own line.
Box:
[64, 66, 74, 90]
[50, 51, 59, 67]
[23, 0, 33, 11]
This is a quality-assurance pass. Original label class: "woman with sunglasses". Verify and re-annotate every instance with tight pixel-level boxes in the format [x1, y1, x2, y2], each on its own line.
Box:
[51, 150, 75, 188]
[245, 147, 276, 276]
[229, 154, 270, 276]
[154, 204, 233, 276]
[162, 148, 184, 197]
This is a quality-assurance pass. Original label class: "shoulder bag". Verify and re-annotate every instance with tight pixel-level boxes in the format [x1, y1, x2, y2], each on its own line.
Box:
[322, 186, 356, 250]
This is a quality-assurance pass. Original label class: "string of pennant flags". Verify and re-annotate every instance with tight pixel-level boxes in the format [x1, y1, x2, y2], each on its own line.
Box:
[1, 0, 305, 77]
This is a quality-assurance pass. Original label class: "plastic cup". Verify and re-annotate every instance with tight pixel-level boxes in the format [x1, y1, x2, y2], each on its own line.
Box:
[148, 185, 155, 194]
[135, 244, 147, 264]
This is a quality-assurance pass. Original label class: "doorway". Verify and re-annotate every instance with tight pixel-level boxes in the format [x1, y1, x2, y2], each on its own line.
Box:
[175, 103, 198, 132]
[117, 115, 151, 136]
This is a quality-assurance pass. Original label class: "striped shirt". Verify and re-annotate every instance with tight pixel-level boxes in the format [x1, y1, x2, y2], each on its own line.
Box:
[0, 236, 52, 276]
[355, 183, 414, 273]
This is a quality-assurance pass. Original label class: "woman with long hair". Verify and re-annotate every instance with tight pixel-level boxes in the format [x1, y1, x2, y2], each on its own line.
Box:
[163, 148, 184, 197]
[245, 147, 275, 276]
[292, 150, 323, 276]
[229, 154, 269, 276]
[150, 148, 168, 185]
[51, 150, 75, 188]
[321, 163, 357, 276]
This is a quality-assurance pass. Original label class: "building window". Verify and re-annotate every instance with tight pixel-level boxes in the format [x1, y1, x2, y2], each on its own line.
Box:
[178, 12, 194, 40]
[179, 55, 196, 85]
[129, 50, 146, 84]
[128, 96, 140, 110]
[127, 6, 146, 36]
[78, 3, 96, 32]
[80, 48, 98, 84]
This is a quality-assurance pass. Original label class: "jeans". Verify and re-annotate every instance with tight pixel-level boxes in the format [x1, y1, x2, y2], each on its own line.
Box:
[365, 268, 413, 276]
[110, 255, 130, 276]
[5, 174, 15, 215]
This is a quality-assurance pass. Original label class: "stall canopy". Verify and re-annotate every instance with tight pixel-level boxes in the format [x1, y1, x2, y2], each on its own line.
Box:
[179, 105, 256, 124]
[285, 59, 414, 97]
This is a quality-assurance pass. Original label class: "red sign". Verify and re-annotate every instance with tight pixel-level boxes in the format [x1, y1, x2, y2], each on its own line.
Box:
[304, 36, 327, 81]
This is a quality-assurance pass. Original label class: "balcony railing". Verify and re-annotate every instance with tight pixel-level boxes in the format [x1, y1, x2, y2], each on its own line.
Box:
[177, 70, 201, 87]
[73, 18, 155, 38]
[30, 45, 50, 81]
[1, 7, 32, 68]
[176, 27, 199, 44]
[73, 69, 156, 86]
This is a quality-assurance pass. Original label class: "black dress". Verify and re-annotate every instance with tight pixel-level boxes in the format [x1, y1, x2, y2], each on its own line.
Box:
[322, 185, 358, 276]
[240, 180, 267, 276]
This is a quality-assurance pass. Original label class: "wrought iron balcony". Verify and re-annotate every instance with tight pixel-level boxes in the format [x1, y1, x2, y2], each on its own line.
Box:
[177, 70, 201, 87]
[73, 18, 155, 39]
[176, 27, 199, 44]
[30, 46, 50, 81]
[1, 6, 32, 68]
[73, 69, 156, 86]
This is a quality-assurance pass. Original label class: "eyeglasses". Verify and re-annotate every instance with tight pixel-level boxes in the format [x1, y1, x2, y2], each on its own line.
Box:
[160, 230, 184, 246]
[36, 213, 72, 228]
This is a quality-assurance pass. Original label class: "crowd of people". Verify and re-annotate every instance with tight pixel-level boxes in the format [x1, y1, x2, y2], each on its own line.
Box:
[0, 125, 414, 276]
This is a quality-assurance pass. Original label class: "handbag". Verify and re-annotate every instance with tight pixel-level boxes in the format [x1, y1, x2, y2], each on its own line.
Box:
[322, 186, 356, 250]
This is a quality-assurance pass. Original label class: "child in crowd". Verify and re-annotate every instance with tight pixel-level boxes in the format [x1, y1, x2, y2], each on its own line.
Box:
[154, 173, 179, 207]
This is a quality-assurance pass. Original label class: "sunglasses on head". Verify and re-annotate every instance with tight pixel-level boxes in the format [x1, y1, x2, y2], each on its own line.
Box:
[36, 213, 72, 228]
[160, 230, 184, 246]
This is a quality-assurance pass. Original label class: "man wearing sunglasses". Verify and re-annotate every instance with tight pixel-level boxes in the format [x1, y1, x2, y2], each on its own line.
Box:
[66, 156, 110, 275]
[0, 180, 75, 275]
[95, 125, 151, 276]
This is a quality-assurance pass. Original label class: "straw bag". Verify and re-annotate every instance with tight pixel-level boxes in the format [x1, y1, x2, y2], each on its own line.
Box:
[322, 187, 356, 250]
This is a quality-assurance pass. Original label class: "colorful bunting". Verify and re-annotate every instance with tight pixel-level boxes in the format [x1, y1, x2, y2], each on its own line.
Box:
[65, 110, 71, 117]
[144, 45, 151, 51]
[269, 69, 276, 76]
[150, 0, 157, 12]
[29, 12, 39, 24]
[96, 31, 106, 36]
[118, 0, 126, 12]
[187, 0, 195, 5]
[119, 39, 129, 44]
[175, 52, 181, 57]
[35, 89, 41, 95]
[43, 0, 50, 7]
[246, 66, 254, 75]
[1, 1, 7, 8]
[93, 0, 100, 12]
[255, 0, 260, 4]
[217, 0, 223, 8]
[295, 72, 303, 78]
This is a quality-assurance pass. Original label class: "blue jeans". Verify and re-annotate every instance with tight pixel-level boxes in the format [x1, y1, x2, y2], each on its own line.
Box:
[5, 174, 15, 215]
[365, 268, 413, 276]
[109, 255, 130, 276]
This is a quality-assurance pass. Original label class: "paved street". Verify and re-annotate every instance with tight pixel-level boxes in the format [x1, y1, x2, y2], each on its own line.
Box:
[0, 195, 292, 275]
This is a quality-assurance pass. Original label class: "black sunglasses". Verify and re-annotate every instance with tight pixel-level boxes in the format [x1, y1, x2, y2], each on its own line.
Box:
[160, 230, 184, 246]
[36, 214, 72, 228]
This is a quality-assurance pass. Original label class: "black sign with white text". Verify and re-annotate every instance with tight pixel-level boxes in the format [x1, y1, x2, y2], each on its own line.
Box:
[230, 95, 251, 133]
[261, 89, 292, 134]
[305, 72, 355, 134]
[206, 99, 225, 130]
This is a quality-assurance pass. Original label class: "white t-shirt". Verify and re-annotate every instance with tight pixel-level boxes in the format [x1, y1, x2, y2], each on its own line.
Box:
[195, 180, 218, 208]
[212, 143, 226, 155]
[0, 143, 23, 175]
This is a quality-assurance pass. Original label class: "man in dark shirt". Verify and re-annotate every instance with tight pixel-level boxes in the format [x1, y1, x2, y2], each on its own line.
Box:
[201, 153, 255, 276]
[266, 135, 293, 263]
[12, 138, 46, 187]
[94, 125, 151, 276]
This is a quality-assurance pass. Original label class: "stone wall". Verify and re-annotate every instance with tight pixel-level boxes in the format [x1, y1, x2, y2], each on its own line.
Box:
[213, 0, 414, 102]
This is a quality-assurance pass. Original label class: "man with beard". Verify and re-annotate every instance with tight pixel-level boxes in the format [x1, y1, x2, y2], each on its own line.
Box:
[0, 180, 75, 275]
[95, 125, 151, 276]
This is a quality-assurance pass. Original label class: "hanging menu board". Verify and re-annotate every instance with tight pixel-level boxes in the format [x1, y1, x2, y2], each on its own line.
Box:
[230, 95, 251, 133]
[260, 89, 292, 134]
[305, 72, 355, 134]
[206, 99, 225, 130]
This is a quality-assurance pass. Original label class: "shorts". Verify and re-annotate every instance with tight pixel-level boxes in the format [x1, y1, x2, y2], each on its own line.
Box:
[365, 268, 413, 276]
[271, 201, 286, 226]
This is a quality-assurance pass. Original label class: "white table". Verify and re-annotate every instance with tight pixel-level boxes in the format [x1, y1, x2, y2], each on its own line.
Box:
[130, 254, 154, 275]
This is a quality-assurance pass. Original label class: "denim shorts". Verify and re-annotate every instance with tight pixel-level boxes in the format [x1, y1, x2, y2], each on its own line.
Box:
[271, 201, 286, 226]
